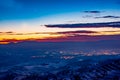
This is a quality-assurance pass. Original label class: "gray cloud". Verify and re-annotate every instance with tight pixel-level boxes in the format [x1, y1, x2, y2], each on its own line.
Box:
[84, 11, 101, 13]
[95, 15, 120, 19]
[45, 21, 120, 28]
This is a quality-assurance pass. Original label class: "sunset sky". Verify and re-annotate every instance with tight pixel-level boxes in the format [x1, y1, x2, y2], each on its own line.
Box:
[0, 0, 120, 44]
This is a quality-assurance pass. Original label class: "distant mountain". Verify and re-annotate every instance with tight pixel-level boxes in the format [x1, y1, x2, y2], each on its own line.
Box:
[45, 21, 120, 28]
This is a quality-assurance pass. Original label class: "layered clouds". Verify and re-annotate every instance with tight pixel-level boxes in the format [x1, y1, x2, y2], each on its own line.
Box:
[0, 25, 120, 44]
[0, 0, 120, 44]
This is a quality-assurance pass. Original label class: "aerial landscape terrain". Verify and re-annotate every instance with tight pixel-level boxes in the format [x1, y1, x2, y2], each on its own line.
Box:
[0, 0, 120, 80]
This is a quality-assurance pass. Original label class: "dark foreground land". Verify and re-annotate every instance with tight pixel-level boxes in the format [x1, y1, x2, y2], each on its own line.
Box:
[0, 57, 120, 80]
[0, 41, 120, 80]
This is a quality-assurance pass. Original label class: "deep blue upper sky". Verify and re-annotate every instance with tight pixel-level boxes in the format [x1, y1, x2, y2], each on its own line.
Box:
[0, 0, 120, 21]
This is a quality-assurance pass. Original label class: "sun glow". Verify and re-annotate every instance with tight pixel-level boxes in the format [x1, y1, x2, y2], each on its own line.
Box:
[0, 27, 120, 44]
[0, 22, 120, 44]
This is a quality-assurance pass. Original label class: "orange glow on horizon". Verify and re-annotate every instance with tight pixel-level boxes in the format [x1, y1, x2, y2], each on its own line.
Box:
[0, 27, 120, 44]
[0, 42, 10, 44]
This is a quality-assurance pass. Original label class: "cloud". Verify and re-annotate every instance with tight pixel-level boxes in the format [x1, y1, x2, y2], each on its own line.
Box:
[0, 30, 120, 44]
[95, 15, 120, 19]
[25, 35, 120, 42]
[0, 31, 14, 34]
[57, 30, 97, 34]
[84, 11, 101, 13]
[5, 31, 13, 33]
[2, 35, 120, 43]
[45, 21, 120, 28]
[0, 31, 55, 35]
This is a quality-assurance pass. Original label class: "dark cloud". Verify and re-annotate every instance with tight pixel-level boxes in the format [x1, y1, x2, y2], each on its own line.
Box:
[84, 11, 101, 13]
[15, 33, 24, 35]
[32, 35, 120, 42]
[5, 31, 13, 33]
[57, 30, 97, 34]
[0, 32, 56, 35]
[0, 31, 14, 34]
[104, 30, 120, 32]
[95, 15, 120, 19]
[0, 39, 22, 44]
[45, 21, 120, 28]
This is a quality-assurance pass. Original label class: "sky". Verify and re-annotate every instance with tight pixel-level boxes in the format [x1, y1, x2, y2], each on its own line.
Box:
[0, 0, 120, 44]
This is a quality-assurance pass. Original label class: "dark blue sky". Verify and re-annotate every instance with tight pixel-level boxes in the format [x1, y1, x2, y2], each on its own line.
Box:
[0, 0, 120, 21]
